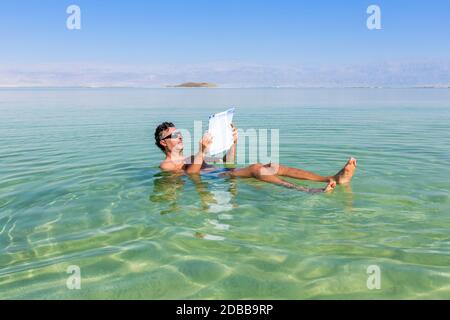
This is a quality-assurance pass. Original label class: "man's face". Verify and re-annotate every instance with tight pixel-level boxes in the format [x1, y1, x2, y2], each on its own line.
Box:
[159, 127, 184, 153]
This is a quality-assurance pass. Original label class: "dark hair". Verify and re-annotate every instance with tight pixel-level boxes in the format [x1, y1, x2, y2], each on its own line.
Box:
[154, 122, 175, 152]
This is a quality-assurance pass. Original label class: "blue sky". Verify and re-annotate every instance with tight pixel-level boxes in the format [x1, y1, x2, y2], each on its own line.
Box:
[1, 0, 449, 86]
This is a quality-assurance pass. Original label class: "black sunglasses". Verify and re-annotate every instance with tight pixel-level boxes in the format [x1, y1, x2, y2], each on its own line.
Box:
[160, 130, 182, 141]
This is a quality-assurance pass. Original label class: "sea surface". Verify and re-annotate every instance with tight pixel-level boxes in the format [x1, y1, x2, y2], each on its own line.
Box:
[0, 88, 449, 299]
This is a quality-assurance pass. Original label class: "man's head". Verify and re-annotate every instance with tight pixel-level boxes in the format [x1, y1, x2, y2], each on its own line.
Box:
[154, 122, 184, 154]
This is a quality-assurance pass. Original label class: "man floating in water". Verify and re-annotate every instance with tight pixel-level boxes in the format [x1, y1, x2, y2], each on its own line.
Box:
[154, 122, 356, 193]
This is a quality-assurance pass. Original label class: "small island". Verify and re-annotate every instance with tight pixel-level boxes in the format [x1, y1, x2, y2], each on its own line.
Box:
[168, 82, 217, 88]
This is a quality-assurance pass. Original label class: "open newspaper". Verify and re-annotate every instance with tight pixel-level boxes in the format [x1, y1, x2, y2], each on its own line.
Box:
[207, 108, 235, 155]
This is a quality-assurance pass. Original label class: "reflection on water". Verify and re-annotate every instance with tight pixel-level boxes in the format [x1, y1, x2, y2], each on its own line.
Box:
[150, 170, 238, 241]
[341, 184, 354, 213]
[150, 171, 186, 215]
[189, 174, 219, 211]
[150, 170, 238, 215]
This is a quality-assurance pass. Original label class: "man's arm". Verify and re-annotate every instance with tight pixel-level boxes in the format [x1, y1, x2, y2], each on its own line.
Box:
[185, 133, 212, 174]
[223, 143, 236, 164]
[223, 123, 238, 165]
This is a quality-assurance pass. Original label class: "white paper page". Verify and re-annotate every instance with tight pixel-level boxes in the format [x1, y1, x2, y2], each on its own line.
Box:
[207, 108, 235, 155]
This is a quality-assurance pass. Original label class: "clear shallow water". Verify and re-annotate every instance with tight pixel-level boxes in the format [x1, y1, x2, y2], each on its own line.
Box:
[0, 88, 449, 299]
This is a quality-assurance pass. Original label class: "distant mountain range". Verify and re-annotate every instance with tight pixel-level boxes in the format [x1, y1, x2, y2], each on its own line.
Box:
[168, 82, 217, 88]
[1, 60, 449, 88]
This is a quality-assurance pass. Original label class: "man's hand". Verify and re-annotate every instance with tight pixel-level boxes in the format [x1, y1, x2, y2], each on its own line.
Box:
[231, 123, 238, 144]
[199, 133, 213, 154]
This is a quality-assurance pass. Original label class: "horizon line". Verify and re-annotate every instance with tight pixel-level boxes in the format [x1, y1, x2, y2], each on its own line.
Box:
[1, 85, 450, 90]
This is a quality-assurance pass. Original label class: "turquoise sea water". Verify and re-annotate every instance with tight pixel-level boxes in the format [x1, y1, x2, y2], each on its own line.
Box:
[1, 88, 449, 299]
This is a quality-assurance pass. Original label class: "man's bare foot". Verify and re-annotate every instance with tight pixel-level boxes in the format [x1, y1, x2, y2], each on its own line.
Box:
[333, 157, 357, 184]
[324, 180, 337, 192]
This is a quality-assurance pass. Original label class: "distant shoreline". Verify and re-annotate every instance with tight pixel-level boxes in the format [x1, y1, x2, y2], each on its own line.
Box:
[0, 86, 449, 90]
[167, 82, 218, 88]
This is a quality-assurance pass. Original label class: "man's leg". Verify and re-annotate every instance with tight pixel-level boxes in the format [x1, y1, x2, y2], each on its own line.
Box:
[224, 163, 335, 193]
[276, 164, 332, 182]
[265, 158, 357, 184]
